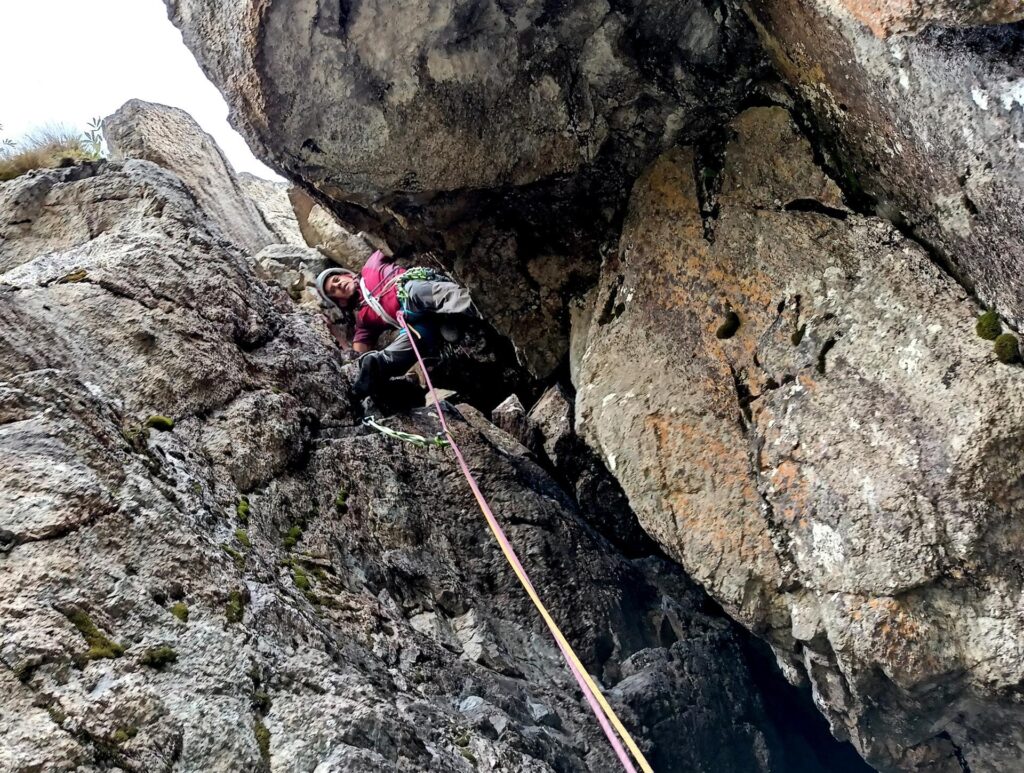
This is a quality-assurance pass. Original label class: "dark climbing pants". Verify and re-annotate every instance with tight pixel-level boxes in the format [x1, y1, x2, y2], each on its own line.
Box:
[357, 280, 475, 388]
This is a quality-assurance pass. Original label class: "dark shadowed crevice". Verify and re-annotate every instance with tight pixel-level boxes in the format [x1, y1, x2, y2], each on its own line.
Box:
[737, 635, 875, 773]
[784, 198, 849, 220]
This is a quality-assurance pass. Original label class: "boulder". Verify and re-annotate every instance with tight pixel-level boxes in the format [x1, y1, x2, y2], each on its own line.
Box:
[576, 104, 1024, 770]
[490, 393, 534, 451]
[528, 384, 575, 468]
[0, 156, 859, 772]
[252, 243, 329, 306]
[747, 0, 1024, 328]
[165, 0, 760, 199]
[288, 187, 382, 269]
[103, 99, 278, 253]
[529, 384, 658, 556]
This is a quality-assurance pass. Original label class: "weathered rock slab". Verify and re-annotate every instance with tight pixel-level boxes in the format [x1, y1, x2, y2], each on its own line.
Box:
[748, 0, 1024, 328]
[576, 105, 1024, 771]
[104, 99, 278, 253]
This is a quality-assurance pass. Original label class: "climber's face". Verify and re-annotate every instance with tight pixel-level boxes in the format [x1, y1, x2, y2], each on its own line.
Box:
[325, 273, 357, 307]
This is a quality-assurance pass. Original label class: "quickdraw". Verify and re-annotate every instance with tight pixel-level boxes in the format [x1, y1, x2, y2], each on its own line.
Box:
[362, 415, 448, 448]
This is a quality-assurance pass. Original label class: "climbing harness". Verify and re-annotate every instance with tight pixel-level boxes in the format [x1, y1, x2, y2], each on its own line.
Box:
[396, 311, 654, 773]
[362, 415, 448, 448]
[360, 266, 453, 330]
[359, 275, 400, 328]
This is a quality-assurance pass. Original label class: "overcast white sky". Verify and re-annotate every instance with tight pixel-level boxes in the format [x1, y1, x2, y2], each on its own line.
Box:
[0, 0, 279, 178]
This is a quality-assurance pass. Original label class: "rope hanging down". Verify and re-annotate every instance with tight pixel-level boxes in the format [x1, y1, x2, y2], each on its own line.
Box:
[396, 312, 654, 773]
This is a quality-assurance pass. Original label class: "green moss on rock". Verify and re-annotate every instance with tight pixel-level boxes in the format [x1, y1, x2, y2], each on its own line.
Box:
[225, 590, 246, 624]
[255, 719, 271, 761]
[253, 690, 272, 715]
[283, 525, 302, 550]
[236, 498, 250, 525]
[994, 333, 1020, 364]
[111, 726, 138, 744]
[140, 645, 178, 669]
[715, 311, 740, 340]
[976, 310, 1003, 340]
[64, 608, 124, 661]
[293, 566, 311, 592]
[170, 602, 189, 622]
[335, 490, 348, 512]
[144, 414, 175, 432]
[60, 269, 89, 284]
[121, 422, 150, 450]
[221, 544, 245, 569]
[235, 528, 251, 548]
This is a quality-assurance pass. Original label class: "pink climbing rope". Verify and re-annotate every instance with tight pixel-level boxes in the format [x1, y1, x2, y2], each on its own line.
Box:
[396, 313, 652, 773]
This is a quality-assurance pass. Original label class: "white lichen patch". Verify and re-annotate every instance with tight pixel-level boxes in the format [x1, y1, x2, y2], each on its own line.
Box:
[810, 521, 845, 571]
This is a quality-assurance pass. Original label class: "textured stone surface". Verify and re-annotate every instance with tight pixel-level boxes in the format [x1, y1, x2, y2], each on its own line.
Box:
[238, 173, 306, 247]
[252, 243, 330, 307]
[528, 385, 575, 469]
[490, 394, 534, 452]
[576, 105, 1024, 771]
[0, 159, 858, 772]
[836, 0, 1024, 36]
[166, 0, 760, 199]
[747, 1, 1024, 329]
[166, 0, 768, 377]
[288, 187, 382, 269]
[103, 99, 277, 253]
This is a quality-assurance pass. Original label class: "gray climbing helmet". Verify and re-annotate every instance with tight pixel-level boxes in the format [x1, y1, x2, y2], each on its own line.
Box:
[315, 267, 356, 310]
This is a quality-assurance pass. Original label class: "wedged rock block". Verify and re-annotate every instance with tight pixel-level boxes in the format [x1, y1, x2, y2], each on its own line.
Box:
[576, 105, 1024, 771]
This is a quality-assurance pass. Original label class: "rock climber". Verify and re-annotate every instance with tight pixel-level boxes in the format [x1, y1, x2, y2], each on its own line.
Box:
[315, 250, 477, 398]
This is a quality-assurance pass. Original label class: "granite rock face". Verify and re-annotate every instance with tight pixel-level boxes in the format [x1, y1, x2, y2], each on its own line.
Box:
[0, 159, 858, 771]
[103, 100, 279, 253]
[288, 187, 383, 269]
[111, 3, 1024, 770]
[575, 105, 1024, 772]
[165, 0, 760, 199]
[747, 1, 1024, 328]
[238, 173, 306, 247]
[252, 243, 331, 307]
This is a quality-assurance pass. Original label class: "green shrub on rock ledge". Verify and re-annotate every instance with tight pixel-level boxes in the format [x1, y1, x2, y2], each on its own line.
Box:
[255, 719, 271, 761]
[225, 589, 246, 623]
[170, 602, 189, 622]
[111, 726, 138, 744]
[283, 525, 302, 549]
[994, 333, 1020, 364]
